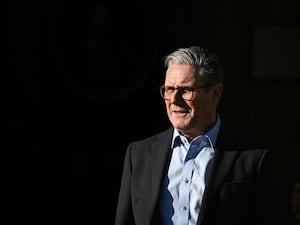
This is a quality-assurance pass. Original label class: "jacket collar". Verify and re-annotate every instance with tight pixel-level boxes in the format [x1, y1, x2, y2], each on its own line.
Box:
[150, 128, 174, 221]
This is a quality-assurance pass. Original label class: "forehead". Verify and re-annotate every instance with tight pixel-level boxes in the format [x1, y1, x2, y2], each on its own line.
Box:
[165, 64, 199, 84]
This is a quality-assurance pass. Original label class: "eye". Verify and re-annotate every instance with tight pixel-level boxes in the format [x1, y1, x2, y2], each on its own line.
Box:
[165, 86, 176, 92]
[182, 87, 193, 93]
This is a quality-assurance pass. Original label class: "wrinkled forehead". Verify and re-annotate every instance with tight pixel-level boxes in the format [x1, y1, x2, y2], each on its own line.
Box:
[165, 64, 202, 84]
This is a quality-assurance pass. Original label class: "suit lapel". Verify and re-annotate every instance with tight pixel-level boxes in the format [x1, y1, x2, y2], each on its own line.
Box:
[149, 128, 174, 218]
[197, 128, 240, 225]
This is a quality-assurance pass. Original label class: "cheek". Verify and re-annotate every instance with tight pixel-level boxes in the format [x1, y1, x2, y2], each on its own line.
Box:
[190, 96, 203, 108]
[192, 97, 212, 113]
[165, 101, 171, 113]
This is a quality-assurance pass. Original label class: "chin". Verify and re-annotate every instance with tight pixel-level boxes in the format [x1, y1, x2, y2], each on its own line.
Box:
[172, 122, 189, 131]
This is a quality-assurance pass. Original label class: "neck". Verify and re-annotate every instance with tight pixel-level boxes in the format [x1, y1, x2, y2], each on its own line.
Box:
[179, 116, 218, 142]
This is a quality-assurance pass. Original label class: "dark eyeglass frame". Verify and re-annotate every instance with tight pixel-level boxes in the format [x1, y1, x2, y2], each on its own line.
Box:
[159, 84, 212, 101]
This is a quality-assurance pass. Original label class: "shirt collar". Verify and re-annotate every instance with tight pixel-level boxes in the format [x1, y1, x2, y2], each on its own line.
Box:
[171, 115, 221, 148]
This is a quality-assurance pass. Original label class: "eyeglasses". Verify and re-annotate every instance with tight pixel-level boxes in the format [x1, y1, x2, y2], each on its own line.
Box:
[159, 85, 211, 101]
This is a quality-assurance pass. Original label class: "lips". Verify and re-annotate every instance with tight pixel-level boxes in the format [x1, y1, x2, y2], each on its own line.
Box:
[173, 109, 189, 114]
[174, 110, 186, 113]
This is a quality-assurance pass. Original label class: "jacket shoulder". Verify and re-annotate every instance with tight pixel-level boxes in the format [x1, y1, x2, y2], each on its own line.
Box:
[217, 126, 269, 150]
[131, 127, 173, 145]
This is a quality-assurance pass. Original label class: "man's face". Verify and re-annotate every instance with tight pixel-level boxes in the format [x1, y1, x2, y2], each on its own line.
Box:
[164, 64, 222, 139]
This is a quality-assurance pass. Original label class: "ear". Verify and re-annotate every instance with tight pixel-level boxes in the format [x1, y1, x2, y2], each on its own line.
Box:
[211, 83, 223, 102]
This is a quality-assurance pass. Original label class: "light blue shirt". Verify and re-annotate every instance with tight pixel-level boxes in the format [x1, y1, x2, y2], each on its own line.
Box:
[160, 116, 221, 225]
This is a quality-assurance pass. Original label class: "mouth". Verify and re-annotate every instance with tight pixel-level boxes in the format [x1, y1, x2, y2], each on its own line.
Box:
[173, 110, 189, 115]
[171, 105, 190, 116]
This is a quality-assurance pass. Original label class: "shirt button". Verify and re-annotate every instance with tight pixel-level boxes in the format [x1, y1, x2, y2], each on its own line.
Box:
[184, 178, 189, 183]
[183, 206, 187, 211]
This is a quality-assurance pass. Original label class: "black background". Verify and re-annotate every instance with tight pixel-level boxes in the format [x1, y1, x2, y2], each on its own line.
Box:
[7, 1, 300, 224]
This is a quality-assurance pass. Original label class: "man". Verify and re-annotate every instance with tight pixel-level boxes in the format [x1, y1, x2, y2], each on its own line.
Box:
[115, 46, 281, 225]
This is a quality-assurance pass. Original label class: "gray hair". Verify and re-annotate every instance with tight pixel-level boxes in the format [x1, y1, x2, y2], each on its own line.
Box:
[164, 46, 223, 86]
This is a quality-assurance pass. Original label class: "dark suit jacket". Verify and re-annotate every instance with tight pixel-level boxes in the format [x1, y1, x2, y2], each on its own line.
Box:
[115, 127, 282, 225]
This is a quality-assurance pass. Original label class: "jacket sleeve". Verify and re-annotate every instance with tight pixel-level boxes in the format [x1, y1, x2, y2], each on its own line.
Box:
[115, 144, 135, 225]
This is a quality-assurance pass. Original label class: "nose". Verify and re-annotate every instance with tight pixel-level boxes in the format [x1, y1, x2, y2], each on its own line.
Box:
[169, 89, 183, 103]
